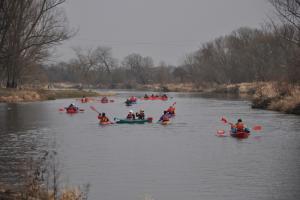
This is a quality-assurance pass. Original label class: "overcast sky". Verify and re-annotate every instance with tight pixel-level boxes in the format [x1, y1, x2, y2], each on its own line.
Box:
[55, 0, 274, 65]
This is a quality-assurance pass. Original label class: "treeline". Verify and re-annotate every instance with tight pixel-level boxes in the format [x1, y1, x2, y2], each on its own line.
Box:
[45, 24, 300, 88]
[0, 0, 72, 88]
[1, 0, 299, 89]
[45, 47, 177, 88]
[179, 25, 300, 86]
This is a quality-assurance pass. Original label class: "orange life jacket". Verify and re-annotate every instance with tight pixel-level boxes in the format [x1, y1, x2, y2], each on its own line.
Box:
[100, 116, 109, 122]
[236, 122, 244, 131]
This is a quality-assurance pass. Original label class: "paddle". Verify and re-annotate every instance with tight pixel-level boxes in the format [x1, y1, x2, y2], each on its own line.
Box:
[90, 106, 100, 114]
[90, 106, 117, 123]
[216, 130, 227, 137]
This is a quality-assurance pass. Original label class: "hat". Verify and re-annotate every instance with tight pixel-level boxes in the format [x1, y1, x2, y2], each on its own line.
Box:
[140, 109, 144, 112]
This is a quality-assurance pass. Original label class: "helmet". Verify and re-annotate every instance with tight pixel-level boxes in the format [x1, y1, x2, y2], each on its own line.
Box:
[238, 119, 242, 122]
[129, 110, 133, 113]
[140, 109, 144, 112]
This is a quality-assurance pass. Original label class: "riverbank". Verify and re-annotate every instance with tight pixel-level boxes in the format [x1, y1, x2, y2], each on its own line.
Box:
[0, 88, 114, 103]
[197, 82, 300, 115]
[146, 82, 300, 115]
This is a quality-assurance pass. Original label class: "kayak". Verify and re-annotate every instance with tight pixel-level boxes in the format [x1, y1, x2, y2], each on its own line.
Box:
[142, 97, 168, 101]
[66, 109, 78, 114]
[99, 121, 114, 125]
[125, 101, 137, 106]
[115, 117, 153, 124]
[161, 120, 170, 125]
[230, 131, 250, 139]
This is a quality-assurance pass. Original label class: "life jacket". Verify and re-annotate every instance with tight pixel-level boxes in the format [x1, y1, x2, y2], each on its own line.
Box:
[167, 107, 175, 114]
[138, 112, 145, 119]
[236, 122, 245, 131]
[130, 97, 137, 102]
[101, 116, 109, 122]
[127, 113, 134, 119]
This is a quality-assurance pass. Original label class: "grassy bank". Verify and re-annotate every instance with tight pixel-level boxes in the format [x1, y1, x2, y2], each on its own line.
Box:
[0, 88, 114, 103]
[251, 83, 300, 115]
[202, 82, 300, 115]
[143, 82, 300, 115]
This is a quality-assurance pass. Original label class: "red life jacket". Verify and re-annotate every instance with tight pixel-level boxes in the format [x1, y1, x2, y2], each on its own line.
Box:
[236, 122, 245, 131]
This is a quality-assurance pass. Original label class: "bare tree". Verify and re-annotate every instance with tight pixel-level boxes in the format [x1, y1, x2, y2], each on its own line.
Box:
[71, 46, 117, 86]
[122, 53, 154, 84]
[0, 0, 73, 88]
[269, 0, 300, 44]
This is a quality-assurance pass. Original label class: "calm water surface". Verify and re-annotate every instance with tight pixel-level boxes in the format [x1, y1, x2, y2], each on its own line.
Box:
[0, 91, 300, 200]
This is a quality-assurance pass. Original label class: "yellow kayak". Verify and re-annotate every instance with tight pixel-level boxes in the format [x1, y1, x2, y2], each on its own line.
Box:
[161, 120, 170, 125]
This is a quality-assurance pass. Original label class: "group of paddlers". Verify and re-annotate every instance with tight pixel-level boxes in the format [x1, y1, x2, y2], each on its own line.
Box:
[97, 105, 176, 124]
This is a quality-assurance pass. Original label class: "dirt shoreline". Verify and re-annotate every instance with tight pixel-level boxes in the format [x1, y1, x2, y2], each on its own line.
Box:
[0, 88, 115, 103]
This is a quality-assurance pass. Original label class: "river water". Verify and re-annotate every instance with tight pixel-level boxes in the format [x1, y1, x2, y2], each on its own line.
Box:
[0, 91, 300, 200]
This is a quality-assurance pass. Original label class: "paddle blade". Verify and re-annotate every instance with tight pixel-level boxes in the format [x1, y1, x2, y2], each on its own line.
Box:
[221, 117, 227, 124]
[216, 130, 227, 137]
[90, 106, 100, 113]
[252, 125, 262, 131]
[59, 108, 65, 112]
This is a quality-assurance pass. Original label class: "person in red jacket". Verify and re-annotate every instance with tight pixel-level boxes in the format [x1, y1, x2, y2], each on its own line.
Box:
[127, 110, 135, 120]
[167, 106, 175, 115]
[231, 119, 250, 133]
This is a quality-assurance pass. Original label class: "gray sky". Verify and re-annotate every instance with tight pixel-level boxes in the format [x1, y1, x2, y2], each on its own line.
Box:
[56, 0, 274, 65]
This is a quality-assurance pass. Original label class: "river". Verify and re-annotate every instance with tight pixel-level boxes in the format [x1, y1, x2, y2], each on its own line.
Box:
[1, 91, 300, 200]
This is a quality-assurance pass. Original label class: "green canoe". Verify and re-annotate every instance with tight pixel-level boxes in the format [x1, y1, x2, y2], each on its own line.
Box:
[115, 118, 153, 124]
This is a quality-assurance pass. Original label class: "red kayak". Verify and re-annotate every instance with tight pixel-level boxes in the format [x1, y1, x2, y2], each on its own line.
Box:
[230, 131, 250, 139]
[141, 97, 168, 101]
[66, 108, 78, 114]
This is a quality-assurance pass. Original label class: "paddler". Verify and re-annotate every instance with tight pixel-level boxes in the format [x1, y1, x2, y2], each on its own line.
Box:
[127, 110, 135, 120]
[136, 109, 145, 120]
[159, 111, 170, 122]
[231, 119, 250, 133]
[98, 112, 110, 123]
[167, 105, 175, 115]
[67, 103, 78, 112]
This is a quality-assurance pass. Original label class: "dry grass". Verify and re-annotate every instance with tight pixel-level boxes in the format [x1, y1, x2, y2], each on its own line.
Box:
[0, 151, 90, 200]
[0, 88, 110, 102]
[268, 89, 300, 114]
[0, 88, 41, 102]
[252, 82, 300, 114]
